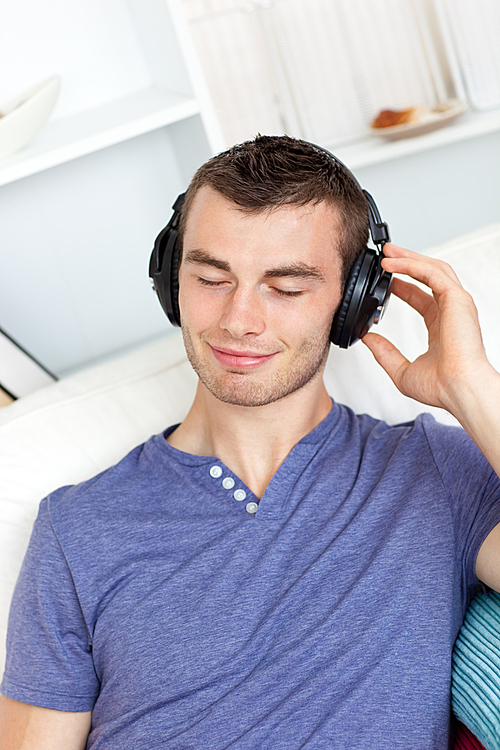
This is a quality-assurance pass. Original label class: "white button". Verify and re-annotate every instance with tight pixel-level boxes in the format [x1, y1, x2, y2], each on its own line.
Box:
[209, 466, 223, 478]
[234, 489, 247, 502]
[246, 502, 258, 514]
[222, 477, 235, 490]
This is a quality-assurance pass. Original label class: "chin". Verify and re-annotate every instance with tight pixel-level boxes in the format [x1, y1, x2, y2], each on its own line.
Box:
[183, 328, 330, 409]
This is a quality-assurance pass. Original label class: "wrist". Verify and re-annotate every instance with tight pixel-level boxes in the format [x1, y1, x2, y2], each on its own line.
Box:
[444, 362, 500, 446]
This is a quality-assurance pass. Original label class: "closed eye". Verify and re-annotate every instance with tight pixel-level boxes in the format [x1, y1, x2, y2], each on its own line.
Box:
[272, 288, 304, 297]
[198, 277, 228, 287]
[197, 277, 304, 297]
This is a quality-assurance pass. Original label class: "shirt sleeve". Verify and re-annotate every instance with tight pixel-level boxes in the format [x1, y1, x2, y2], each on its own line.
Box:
[1, 492, 100, 711]
[421, 414, 500, 600]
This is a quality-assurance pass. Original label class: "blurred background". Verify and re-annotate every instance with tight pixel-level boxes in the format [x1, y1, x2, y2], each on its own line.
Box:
[0, 0, 499, 391]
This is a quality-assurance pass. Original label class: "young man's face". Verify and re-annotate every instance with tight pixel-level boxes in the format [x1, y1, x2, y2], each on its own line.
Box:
[178, 186, 343, 408]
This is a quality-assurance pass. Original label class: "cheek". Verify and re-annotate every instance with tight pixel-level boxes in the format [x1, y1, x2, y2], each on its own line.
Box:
[290, 292, 338, 327]
[179, 282, 221, 332]
[272, 297, 336, 344]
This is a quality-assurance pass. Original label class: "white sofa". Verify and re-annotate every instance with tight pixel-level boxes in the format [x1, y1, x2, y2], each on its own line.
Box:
[1, 223, 500, 679]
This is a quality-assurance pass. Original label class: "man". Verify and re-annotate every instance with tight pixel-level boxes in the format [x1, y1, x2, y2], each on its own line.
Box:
[1, 135, 500, 749]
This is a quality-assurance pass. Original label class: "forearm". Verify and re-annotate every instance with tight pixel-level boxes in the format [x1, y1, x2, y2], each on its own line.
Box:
[446, 363, 500, 480]
[0, 695, 91, 750]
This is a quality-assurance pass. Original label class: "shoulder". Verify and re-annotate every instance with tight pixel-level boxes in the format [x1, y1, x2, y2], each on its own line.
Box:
[351, 407, 495, 495]
[335, 402, 436, 445]
[334, 403, 481, 468]
[414, 412, 488, 467]
[45, 429, 179, 532]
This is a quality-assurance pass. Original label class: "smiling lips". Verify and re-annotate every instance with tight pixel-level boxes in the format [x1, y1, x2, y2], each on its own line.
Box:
[209, 345, 278, 369]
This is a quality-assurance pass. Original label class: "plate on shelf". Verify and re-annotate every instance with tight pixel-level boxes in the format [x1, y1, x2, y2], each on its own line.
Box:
[369, 100, 468, 141]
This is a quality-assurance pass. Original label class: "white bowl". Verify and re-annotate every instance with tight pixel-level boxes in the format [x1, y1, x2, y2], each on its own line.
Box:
[0, 76, 61, 160]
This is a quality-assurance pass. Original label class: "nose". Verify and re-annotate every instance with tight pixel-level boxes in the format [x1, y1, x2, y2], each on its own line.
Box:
[219, 285, 266, 338]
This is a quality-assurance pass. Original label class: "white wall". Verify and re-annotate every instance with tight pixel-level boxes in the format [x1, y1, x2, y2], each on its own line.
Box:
[356, 130, 500, 253]
[0, 128, 186, 377]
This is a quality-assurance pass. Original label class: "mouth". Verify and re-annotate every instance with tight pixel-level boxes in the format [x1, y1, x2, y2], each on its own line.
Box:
[209, 345, 278, 369]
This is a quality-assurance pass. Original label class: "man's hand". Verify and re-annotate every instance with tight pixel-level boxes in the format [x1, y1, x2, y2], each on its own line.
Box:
[362, 243, 492, 416]
[362, 243, 500, 592]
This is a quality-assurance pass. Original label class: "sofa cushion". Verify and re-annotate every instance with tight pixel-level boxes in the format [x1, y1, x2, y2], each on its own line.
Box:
[452, 590, 500, 750]
[0, 333, 197, 670]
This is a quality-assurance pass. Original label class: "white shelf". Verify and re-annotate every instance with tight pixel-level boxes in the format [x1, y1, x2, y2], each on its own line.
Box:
[334, 107, 500, 171]
[0, 87, 200, 187]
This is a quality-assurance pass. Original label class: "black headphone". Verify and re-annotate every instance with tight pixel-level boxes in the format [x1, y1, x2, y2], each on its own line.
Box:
[149, 151, 392, 349]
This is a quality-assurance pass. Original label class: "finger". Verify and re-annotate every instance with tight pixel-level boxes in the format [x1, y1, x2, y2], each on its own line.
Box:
[361, 332, 409, 389]
[381, 254, 462, 294]
[390, 277, 437, 328]
[382, 244, 460, 284]
[381, 242, 416, 259]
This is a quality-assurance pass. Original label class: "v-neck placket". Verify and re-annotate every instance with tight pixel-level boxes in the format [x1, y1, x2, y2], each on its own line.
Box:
[157, 403, 341, 521]
[157, 428, 261, 516]
[205, 461, 260, 515]
[254, 404, 341, 522]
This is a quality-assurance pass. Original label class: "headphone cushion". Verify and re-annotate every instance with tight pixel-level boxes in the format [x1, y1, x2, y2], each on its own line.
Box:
[330, 251, 365, 345]
[169, 238, 181, 326]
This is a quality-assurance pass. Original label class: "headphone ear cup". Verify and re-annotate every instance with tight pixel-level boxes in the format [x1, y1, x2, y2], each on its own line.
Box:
[150, 227, 182, 327]
[331, 247, 392, 348]
[167, 233, 181, 327]
[150, 216, 182, 327]
[149, 193, 185, 327]
[330, 251, 366, 347]
[154, 228, 182, 327]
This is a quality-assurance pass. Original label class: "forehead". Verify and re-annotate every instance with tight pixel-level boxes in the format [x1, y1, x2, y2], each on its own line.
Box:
[183, 186, 342, 272]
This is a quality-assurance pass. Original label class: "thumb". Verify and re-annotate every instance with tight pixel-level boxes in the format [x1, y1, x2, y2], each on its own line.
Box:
[362, 332, 409, 388]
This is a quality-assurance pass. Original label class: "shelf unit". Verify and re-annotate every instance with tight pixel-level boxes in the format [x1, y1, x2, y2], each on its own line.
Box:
[0, 89, 198, 188]
[0, 0, 225, 378]
[0, 0, 226, 188]
[2, 0, 500, 191]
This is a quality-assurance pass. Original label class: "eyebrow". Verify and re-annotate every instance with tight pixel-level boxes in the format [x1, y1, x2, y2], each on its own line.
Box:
[183, 249, 231, 272]
[184, 249, 325, 282]
[263, 263, 326, 282]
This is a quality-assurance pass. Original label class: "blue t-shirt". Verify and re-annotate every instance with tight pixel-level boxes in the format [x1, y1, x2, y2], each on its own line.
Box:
[2, 403, 500, 749]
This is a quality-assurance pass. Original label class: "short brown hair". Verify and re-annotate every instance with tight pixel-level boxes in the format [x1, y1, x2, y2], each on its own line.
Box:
[178, 134, 369, 289]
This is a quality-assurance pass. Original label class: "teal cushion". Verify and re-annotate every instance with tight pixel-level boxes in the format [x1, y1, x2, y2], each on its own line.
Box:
[452, 590, 500, 750]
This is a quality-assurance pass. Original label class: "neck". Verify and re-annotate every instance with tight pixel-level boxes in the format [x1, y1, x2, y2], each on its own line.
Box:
[167, 377, 332, 498]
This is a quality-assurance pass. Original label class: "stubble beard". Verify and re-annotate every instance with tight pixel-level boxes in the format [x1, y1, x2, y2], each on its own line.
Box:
[181, 324, 331, 407]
